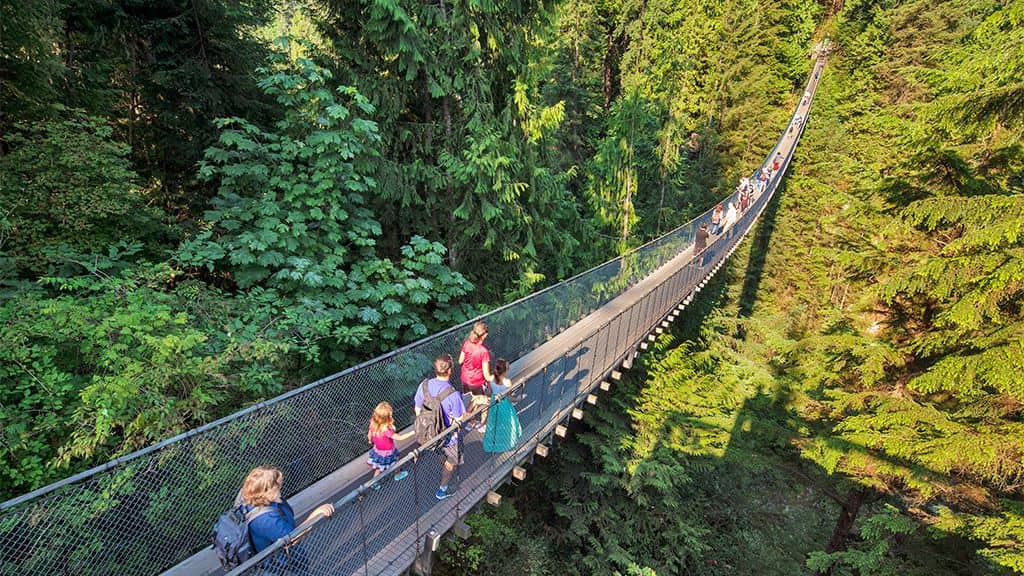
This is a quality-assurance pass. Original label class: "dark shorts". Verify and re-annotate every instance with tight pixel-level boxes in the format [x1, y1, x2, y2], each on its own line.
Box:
[464, 384, 488, 397]
[442, 441, 463, 466]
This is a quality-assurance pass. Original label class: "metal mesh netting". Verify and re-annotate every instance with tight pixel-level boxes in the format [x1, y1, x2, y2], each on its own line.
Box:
[0, 58, 825, 576]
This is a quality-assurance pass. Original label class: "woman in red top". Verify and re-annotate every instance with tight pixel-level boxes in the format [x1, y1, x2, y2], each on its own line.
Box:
[459, 321, 494, 429]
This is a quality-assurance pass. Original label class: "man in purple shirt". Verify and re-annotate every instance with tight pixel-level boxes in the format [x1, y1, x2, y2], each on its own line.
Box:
[414, 354, 467, 500]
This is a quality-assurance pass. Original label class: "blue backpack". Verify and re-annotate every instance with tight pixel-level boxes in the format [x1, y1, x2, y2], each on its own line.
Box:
[212, 505, 272, 569]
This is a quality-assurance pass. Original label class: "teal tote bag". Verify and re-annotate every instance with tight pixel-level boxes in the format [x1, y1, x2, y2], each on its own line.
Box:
[483, 395, 522, 453]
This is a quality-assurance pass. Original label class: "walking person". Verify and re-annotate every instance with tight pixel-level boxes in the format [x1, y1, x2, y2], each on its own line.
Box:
[236, 466, 334, 568]
[724, 201, 738, 232]
[366, 401, 414, 484]
[459, 321, 493, 429]
[756, 167, 769, 196]
[482, 358, 522, 453]
[710, 203, 724, 235]
[414, 354, 467, 500]
[694, 222, 710, 266]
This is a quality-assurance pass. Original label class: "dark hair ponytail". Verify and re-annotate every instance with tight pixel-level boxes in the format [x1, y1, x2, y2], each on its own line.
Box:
[493, 358, 510, 381]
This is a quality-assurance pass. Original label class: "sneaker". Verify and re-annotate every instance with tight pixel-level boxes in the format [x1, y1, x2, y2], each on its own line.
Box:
[371, 482, 381, 491]
[435, 486, 453, 500]
[393, 470, 409, 482]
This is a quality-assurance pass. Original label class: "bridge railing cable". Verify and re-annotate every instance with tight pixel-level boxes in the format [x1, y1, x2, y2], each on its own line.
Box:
[0, 58, 825, 576]
[225, 57, 828, 576]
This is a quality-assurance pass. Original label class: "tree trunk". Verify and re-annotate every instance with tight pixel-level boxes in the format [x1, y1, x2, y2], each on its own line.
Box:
[443, 93, 458, 269]
[281, 0, 297, 37]
[570, 4, 582, 163]
[438, 0, 458, 270]
[602, 29, 623, 111]
[656, 178, 665, 234]
[818, 487, 869, 575]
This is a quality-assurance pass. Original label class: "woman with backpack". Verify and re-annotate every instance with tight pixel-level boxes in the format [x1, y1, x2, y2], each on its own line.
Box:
[459, 321, 494, 430]
[215, 466, 334, 570]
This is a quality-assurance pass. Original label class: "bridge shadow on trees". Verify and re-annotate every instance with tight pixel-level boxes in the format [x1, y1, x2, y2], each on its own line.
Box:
[446, 249, 995, 576]
[737, 176, 785, 320]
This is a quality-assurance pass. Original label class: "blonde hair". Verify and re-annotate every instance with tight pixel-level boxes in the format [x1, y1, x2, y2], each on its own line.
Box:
[241, 466, 283, 507]
[467, 321, 488, 344]
[368, 401, 395, 441]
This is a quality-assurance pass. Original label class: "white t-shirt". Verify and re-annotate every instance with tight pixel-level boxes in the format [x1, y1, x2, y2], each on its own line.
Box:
[490, 377, 513, 396]
[724, 204, 738, 228]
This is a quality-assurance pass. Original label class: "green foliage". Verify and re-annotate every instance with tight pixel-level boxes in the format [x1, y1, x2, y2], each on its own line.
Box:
[0, 113, 164, 273]
[806, 505, 917, 576]
[0, 0, 64, 124]
[935, 500, 1024, 572]
[442, 0, 1024, 573]
[587, 93, 660, 248]
[55, 0, 277, 206]
[736, 0, 1024, 571]
[179, 45, 474, 361]
[317, 0, 598, 298]
[0, 251, 293, 496]
[437, 503, 554, 576]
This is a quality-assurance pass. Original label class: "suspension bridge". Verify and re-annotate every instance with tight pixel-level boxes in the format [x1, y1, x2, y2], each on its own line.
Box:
[0, 56, 827, 576]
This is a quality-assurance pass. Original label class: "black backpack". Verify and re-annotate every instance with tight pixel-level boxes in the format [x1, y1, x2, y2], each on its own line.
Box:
[415, 378, 456, 447]
[212, 504, 272, 569]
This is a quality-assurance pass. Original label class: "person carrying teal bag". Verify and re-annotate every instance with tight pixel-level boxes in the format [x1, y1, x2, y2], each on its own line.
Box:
[483, 359, 522, 453]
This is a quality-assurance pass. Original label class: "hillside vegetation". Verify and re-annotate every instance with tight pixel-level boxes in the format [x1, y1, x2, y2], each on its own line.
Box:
[438, 0, 1024, 574]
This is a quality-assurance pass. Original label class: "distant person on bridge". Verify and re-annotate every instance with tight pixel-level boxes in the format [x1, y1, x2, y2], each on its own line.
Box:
[723, 202, 738, 234]
[694, 222, 710, 265]
[459, 321, 494, 429]
[711, 203, 724, 235]
[756, 167, 769, 196]
[235, 466, 334, 567]
[415, 354, 467, 500]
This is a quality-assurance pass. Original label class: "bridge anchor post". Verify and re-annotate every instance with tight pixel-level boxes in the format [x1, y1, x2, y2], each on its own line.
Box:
[412, 530, 442, 575]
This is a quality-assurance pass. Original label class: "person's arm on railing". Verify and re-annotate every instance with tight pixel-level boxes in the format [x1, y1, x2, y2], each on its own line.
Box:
[285, 503, 335, 545]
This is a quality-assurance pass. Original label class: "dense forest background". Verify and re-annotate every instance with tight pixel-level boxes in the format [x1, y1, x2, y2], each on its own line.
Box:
[436, 0, 1024, 574]
[1, 0, 1021, 573]
[1, 0, 802, 499]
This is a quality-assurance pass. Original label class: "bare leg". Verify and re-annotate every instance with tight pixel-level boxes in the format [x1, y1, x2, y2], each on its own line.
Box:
[440, 459, 455, 487]
[475, 395, 489, 425]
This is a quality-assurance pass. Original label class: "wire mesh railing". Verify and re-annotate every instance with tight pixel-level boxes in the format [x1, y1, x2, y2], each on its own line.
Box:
[0, 57, 825, 576]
